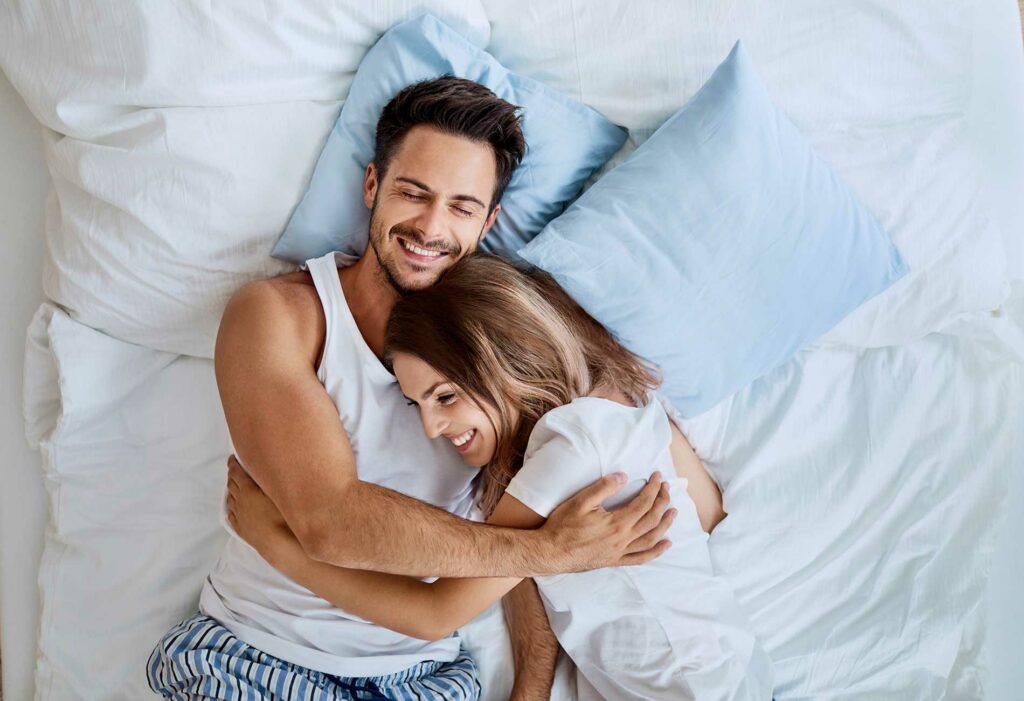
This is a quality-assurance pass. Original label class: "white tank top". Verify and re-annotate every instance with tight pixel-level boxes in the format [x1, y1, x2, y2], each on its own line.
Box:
[199, 251, 479, 677]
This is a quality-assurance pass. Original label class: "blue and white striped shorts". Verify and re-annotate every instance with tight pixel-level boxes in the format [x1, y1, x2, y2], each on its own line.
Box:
[148, 613, 481, 701]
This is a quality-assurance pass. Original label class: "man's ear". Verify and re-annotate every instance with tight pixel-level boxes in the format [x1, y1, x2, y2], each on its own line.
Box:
[363, 163, 379, 210]
[479, 203, 501, 242]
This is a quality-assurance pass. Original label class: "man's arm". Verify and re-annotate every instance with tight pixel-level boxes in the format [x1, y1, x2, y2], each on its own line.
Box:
[505, 579, 559, 701]
[216, 279, 671, 577]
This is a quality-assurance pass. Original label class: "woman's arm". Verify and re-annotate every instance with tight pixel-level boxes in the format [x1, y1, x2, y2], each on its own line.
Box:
[262, 527, 519, 641]
[228, 464, 668, 640]
[225, 458, 671, 638]
[667, 422, 725, 533]
[227, 464, 526, 640]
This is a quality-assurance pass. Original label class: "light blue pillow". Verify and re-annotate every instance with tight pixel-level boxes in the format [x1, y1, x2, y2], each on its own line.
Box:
[519, 41, 909, 417]
[272, 14, 627, 265]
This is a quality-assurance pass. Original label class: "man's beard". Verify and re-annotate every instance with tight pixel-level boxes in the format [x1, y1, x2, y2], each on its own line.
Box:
[368, 203, 463, 296]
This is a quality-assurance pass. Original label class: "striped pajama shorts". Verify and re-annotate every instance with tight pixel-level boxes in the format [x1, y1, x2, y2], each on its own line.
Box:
[148, 614, 481, 701]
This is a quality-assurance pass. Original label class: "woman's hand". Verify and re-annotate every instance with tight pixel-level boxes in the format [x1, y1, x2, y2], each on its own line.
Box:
[226, 455, 300, 565]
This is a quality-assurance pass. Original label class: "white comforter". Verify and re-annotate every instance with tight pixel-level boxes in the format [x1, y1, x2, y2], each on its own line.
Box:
[5, 0, 1024, 699]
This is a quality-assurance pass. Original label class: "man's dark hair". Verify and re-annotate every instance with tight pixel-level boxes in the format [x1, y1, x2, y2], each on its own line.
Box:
[374, 76, 526, 210]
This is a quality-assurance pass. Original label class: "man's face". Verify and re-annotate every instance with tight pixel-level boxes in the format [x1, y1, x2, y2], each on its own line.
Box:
[364, 125, 501, 294]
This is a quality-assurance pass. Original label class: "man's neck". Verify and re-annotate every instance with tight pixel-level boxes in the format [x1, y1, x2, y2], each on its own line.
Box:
[337, 252, 400, 360]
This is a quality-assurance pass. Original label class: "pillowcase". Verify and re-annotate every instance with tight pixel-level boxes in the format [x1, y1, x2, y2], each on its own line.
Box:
[272, 14, 627, 265]
[519, 41, 909, 417]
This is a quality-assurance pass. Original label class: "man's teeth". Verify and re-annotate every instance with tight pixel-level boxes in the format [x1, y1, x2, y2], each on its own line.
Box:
[401, 239, 444, 258]
[451, 429, 475, 447]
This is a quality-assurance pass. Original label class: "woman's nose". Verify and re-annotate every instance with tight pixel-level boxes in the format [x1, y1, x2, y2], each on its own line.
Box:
[420, 409, 446, 439]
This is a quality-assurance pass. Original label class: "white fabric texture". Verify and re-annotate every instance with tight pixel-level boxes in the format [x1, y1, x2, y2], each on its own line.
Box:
[22, 304, 231, 699]
[199, 251, 478, 677]
[504, 397, 773, 700]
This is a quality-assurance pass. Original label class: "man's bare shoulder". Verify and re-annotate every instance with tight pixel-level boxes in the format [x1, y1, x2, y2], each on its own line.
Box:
[217, 271, 325, 368]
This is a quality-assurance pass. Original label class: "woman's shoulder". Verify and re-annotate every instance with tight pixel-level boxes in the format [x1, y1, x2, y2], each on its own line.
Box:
[508, 396, 672, 519]
[523, 400, 601, 461]
[528, 394, 668, 461]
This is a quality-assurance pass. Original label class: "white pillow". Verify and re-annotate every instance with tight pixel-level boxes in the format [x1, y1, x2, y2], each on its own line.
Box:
[24, 304, 230, 698]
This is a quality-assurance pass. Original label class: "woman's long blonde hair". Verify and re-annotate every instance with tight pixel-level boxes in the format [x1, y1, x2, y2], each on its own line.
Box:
[385, 253, 659, 516]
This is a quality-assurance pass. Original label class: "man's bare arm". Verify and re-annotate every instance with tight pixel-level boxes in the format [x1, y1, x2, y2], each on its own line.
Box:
[216, 279, 671, 577]
[505, 579, 559, 701]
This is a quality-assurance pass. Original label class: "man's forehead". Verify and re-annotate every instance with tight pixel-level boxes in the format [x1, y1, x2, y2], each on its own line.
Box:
[387, 125, 497, 201]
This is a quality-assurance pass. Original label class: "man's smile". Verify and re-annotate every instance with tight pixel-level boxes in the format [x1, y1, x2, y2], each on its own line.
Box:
[396, 236, 452, 265]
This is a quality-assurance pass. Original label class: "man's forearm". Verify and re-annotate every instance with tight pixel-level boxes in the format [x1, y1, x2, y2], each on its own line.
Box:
[301, 480, 551, 577]
[504, 579, 559, 701]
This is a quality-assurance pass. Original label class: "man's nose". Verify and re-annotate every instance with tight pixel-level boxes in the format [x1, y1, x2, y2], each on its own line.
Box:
[412, 201, 446, 241]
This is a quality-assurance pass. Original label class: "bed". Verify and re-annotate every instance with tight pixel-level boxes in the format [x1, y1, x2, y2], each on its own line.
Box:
[1, 1, 1022, 699]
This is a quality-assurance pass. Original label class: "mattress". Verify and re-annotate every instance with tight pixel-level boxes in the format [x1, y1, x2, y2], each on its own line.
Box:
[3, 0, 1024, 698]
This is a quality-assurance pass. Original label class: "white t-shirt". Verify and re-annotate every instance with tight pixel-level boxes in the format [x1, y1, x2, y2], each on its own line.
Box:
[199, 251, 479, 677]
[504, 396, 774, 700]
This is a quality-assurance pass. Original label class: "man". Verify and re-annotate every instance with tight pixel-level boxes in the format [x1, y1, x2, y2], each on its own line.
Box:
[149, 77, 671, 700]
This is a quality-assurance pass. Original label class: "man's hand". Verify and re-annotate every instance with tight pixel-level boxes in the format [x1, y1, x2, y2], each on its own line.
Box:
[226, 455, 299, 566]
[537, 471, 676, 575]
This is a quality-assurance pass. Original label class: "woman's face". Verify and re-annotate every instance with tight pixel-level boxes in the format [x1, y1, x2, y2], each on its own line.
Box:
[392, 352, 500, 468]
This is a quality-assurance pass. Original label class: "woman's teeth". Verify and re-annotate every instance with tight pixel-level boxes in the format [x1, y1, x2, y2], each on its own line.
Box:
[401, 239, 443, 258]
[451, 429, 475, 447]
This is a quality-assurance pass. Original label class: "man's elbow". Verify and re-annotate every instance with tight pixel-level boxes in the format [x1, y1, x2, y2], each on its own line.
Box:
[289, 489, 362, 566]
[292, 518, 335, 562]
[292, 515, 361, 567]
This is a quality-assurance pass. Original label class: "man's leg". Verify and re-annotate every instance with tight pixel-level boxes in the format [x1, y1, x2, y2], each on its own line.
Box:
[354, 647, 481, 701]
[147, 613, 337, 700]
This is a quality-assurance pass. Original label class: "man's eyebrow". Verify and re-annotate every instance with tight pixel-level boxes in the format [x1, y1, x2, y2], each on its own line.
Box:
[395, 177, 486, 209]
[421, 381, 447, 400]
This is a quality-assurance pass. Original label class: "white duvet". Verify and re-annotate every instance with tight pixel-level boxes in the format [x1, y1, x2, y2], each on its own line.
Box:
[6, 0, 1024, 699]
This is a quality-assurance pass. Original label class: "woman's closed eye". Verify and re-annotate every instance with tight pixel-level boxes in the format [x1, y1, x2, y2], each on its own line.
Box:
[436, 392, 457, 406]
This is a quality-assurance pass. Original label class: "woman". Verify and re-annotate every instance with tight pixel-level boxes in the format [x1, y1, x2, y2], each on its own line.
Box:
[229, 253, 773, 699]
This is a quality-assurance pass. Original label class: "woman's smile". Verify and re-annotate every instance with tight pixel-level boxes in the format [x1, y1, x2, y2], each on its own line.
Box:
[447, 428, 476, 452]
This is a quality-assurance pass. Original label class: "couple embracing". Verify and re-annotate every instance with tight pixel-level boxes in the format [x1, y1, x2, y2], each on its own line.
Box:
[149, 77, 772, 701]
